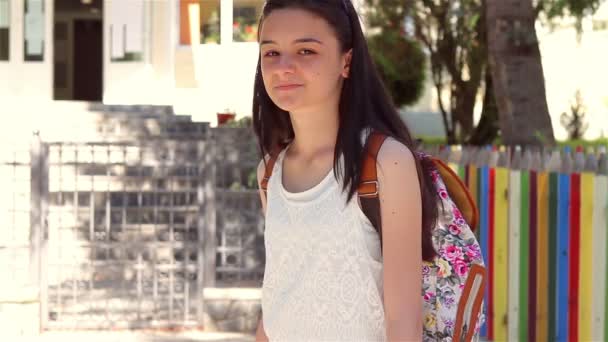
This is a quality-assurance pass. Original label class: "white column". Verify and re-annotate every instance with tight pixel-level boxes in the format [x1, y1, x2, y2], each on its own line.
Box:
[143, 0, 152, 64]
[168, 0, 177, 88]
[124, 1, 143, 54]
[7, 0, 19, 62]
[220, 0, 233, 44]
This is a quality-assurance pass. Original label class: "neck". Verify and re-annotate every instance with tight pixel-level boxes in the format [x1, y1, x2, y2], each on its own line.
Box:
[288, 108, 340, 158]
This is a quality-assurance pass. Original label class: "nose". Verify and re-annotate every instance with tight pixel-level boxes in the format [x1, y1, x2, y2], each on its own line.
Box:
[275, 55, 296, 75]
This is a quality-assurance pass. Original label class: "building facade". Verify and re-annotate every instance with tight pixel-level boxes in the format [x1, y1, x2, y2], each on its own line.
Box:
[0, 0, 297, 124]
[0, 0, 605, 138]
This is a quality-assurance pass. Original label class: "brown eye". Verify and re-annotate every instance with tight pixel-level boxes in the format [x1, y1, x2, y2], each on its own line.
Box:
[263, 51, 279, 57]
[299, 49, 316, 55]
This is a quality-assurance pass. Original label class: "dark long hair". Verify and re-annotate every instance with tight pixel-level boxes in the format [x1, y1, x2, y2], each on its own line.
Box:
[252, 0, 439, 261]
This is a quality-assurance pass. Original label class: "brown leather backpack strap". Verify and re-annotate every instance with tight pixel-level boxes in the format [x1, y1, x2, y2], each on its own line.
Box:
[261, 154, 278, 201]
[452, 264, 487, 341]
[358, 131, 387, 247]
[431, 157, 479, 231]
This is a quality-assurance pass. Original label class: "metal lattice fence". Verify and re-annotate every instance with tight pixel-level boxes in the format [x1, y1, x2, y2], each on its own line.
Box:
[0, 144, 34, 295]
[212, 128, 265, 287]
[42, 139, 211, 329]
[1, 127, 266, 330]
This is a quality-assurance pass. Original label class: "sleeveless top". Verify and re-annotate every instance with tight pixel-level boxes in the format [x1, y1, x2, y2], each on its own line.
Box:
[261, 141, 387, 341]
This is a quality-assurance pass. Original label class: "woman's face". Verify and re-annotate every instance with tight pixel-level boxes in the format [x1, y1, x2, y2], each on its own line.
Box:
[259, 8, 351, 114]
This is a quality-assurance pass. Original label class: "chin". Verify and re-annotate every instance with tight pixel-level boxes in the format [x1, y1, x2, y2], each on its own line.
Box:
[271, 96, 304, 112]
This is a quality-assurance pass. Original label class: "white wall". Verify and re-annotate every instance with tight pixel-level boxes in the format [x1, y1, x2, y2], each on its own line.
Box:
[172, 42, 259, 124]
[0, 0, 53, 101]
[0, 0, 58, 145]
[0, 0, 260, 127]
[170, 0, 261, 124]
[539, 12, 608, 140]
[102, 0, 176, 106]
[102, 0, 260, 125]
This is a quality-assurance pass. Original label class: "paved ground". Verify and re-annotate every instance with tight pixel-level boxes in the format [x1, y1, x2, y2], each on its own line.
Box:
[9, 331, 255, 342]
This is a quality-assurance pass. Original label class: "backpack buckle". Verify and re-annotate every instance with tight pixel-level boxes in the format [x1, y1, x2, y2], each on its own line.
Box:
[358, 180, 379, 197]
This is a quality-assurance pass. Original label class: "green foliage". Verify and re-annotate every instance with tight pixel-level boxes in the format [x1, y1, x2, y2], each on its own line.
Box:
[362, 0, 603, 145]
[368, 32, 427, 107]
[397, 0, 488, 143]
[363, 0, 427, 107]
[537, 0, 604, 19]
[560, 90, 589, 140]
[557, 138, 608, 149]
[416, 135, 448, 146]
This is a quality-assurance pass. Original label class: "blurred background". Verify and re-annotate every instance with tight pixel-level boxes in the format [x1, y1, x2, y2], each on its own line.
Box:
[0, 0, 607, 341]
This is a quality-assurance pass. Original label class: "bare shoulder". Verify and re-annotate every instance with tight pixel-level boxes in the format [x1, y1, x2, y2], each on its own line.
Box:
[375, 137, 417, 177]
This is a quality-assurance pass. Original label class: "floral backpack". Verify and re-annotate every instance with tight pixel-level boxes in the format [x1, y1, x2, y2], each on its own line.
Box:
[261, 131, 487, 341]
[357, 131, 486, 341]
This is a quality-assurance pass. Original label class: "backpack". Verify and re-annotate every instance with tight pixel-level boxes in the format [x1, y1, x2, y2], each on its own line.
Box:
[261, 130, 486, 342]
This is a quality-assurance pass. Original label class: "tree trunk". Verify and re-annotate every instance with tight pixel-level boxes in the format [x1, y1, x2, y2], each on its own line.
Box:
[452, 81, 479, 141]
[469, 68, 500, 145]
[486, 0, 556, 146]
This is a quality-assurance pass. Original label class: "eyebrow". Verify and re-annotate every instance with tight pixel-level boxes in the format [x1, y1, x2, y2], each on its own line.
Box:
[260, 38, 324, 46]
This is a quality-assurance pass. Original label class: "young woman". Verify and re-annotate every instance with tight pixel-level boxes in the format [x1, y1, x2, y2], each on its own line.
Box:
[252, 0, 440, 340]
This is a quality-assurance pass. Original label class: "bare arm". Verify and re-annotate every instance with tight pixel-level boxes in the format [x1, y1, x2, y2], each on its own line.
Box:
[377, 139, 423, 342]
[255, 317, 269, 342]
[255, 158, 270, 342]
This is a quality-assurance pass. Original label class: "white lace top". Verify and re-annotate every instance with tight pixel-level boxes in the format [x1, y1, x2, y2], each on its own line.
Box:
[261, 145, 387, 341]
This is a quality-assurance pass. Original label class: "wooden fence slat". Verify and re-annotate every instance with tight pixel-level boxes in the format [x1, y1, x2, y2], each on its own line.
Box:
[594, 150, 608, 341]
[556, 170, 571, 342]
[480, 161, 491, 339]
[579, 172, 594, 341]
[546, 149, 561, 341]
[488, 155, 497, 340]
[528, 155, 539, 342]
[468, 164, 478, 203]
[536, 170, 550, 342]
[592, 174, 608, 341]
[548, 170, 559, 341]
[569, 171, 581, 342]
[519, 168, 530, 342]
[508, 148, 522, 341]
[493, 166, 509, 341]
[469, 163, 479, 228]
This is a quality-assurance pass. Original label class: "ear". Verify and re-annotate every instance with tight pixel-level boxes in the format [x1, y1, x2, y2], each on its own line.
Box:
[342, 49, 353, 78]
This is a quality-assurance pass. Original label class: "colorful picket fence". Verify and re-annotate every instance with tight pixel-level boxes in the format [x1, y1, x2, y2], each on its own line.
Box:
[428, 144, 608, 342]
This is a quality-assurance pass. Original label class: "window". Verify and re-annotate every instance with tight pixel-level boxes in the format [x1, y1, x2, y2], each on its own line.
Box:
[109, 0, 144, 62]
[0, 0, 9, 61]
[233, 0, 263, 43]
[180, 0, 221, 45]
[24, 0, 44, 61]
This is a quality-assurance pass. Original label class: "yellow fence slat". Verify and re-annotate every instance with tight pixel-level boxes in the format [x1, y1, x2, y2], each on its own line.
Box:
[578, 172, 594, 341]
[536, 171, 550, 342]
[493, 167, 509, 340]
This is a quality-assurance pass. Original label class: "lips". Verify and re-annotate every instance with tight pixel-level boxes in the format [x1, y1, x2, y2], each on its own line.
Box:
[275, 84, 303, 90]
